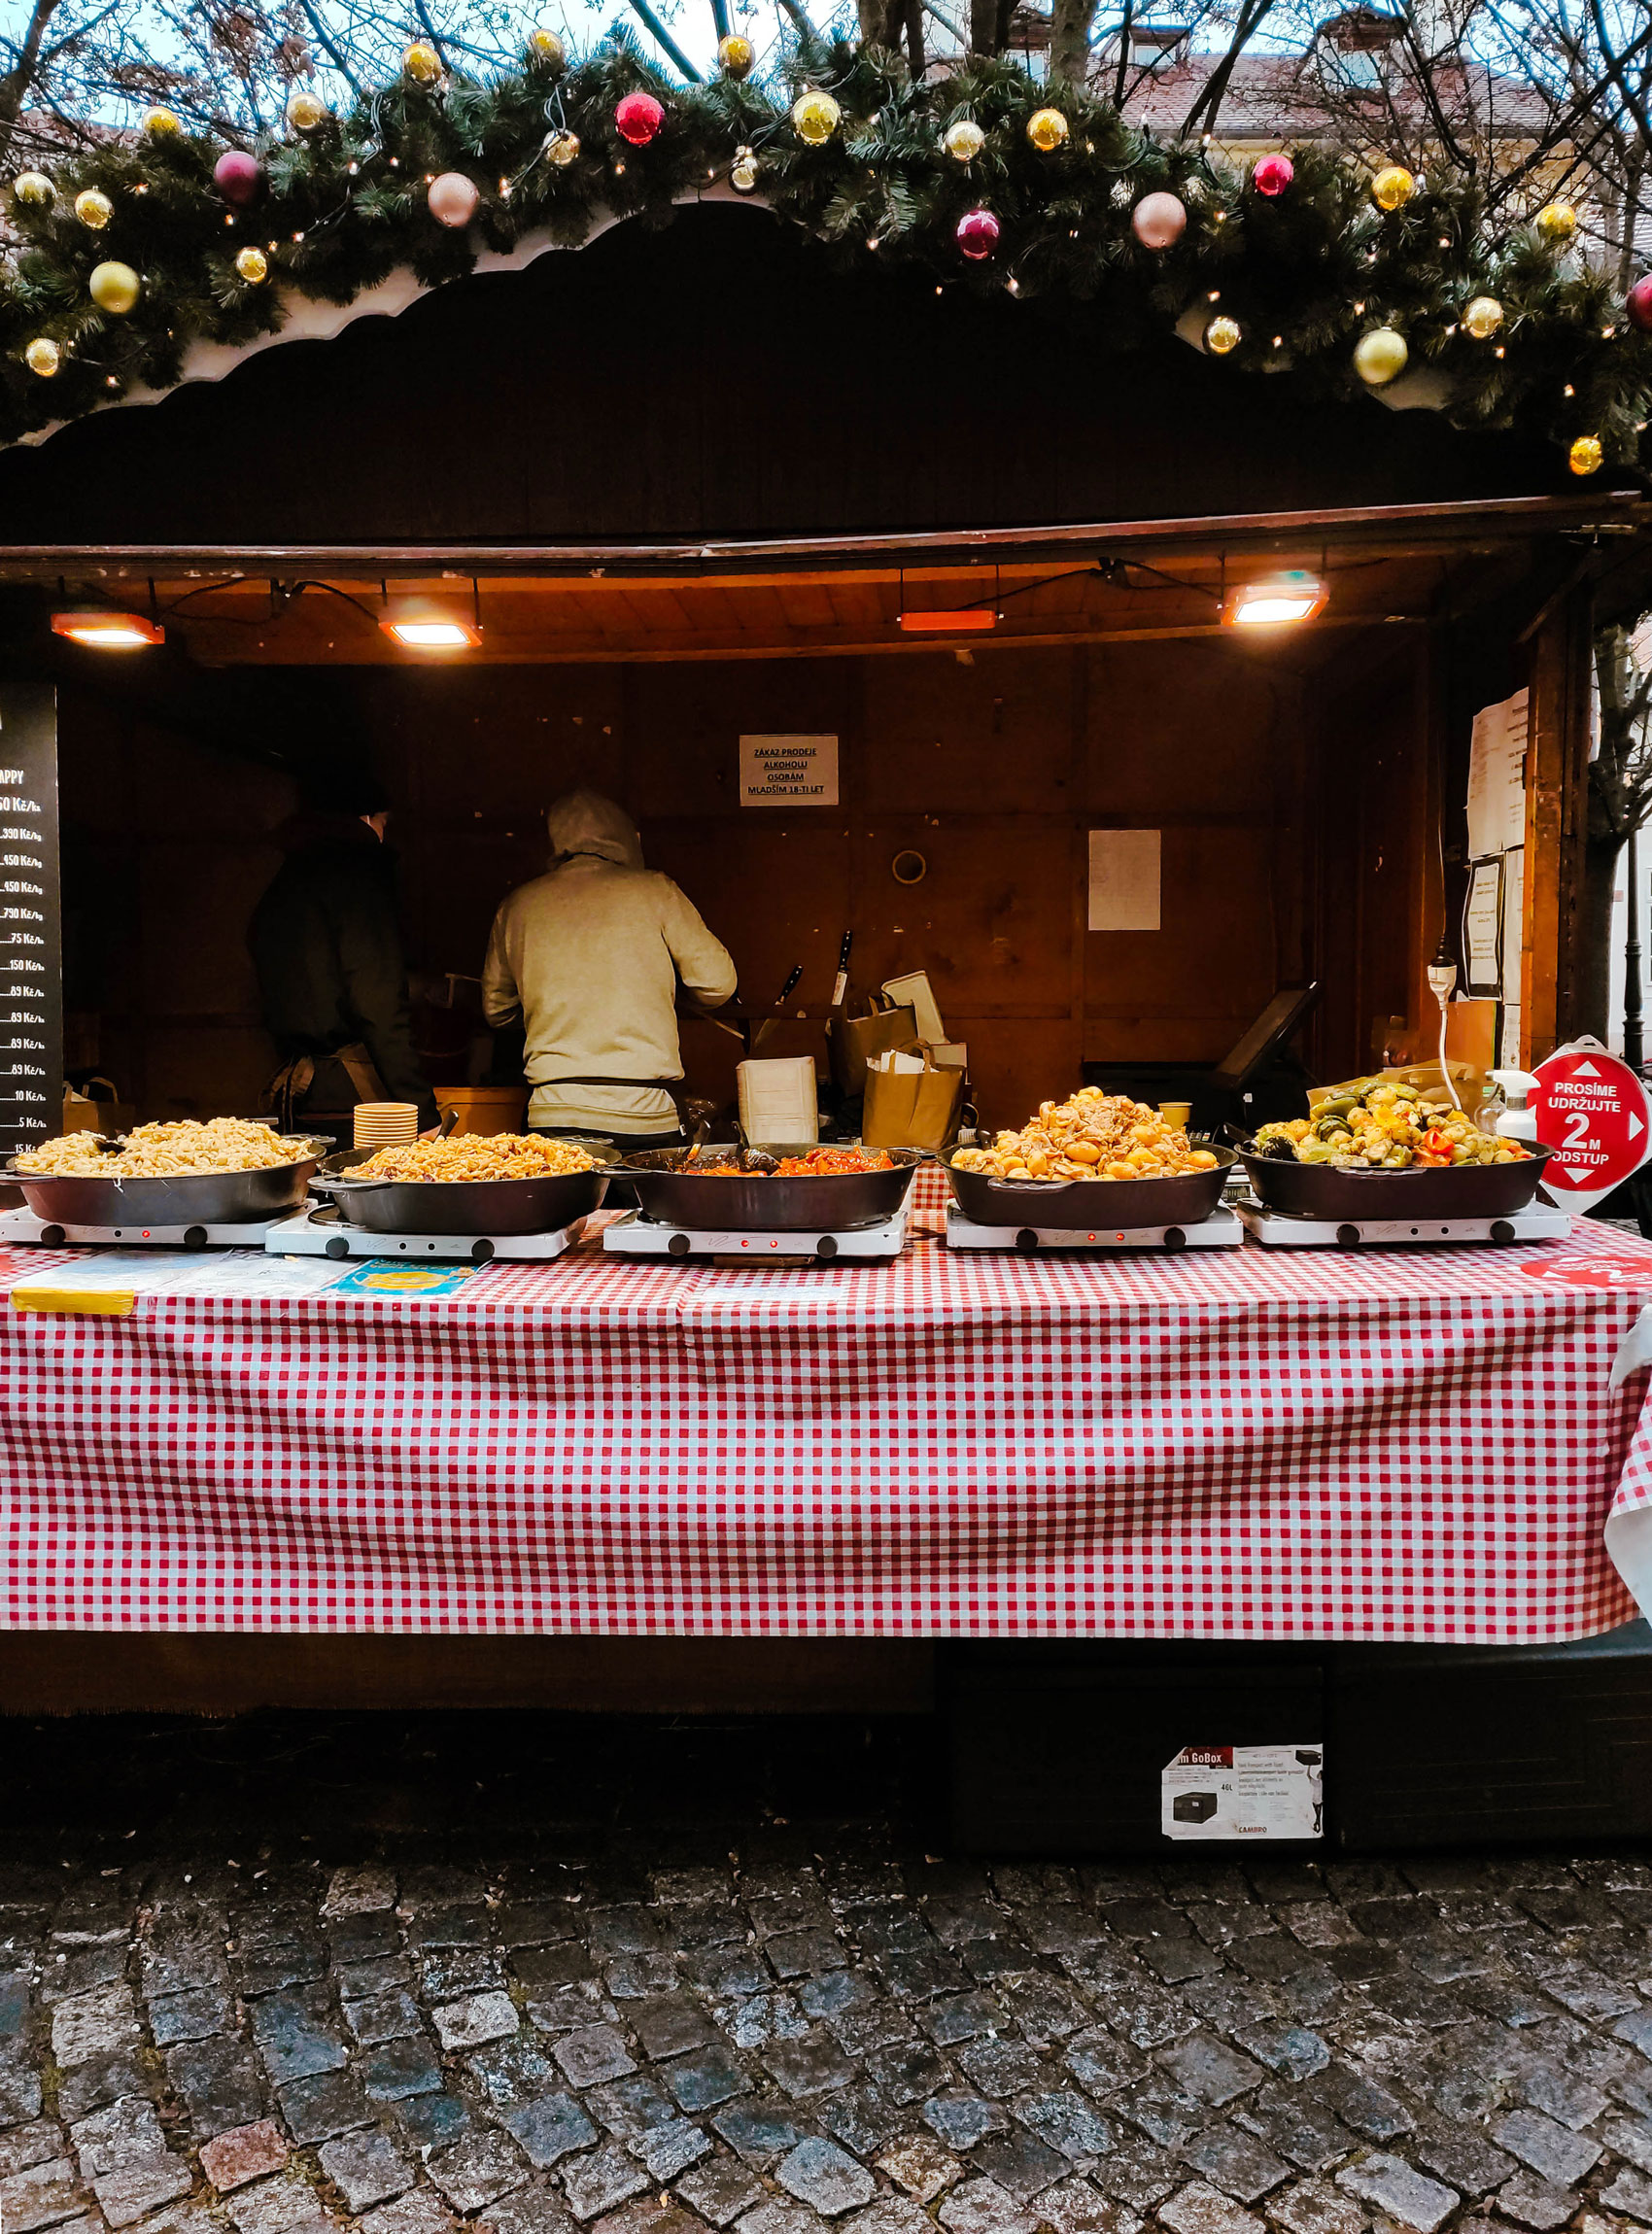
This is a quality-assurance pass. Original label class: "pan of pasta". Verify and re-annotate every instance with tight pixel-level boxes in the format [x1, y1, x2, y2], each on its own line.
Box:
[312, 1134, 610, 1235]
[8, 1117, 332, 1225]
[946, 1089, 1235, 1228]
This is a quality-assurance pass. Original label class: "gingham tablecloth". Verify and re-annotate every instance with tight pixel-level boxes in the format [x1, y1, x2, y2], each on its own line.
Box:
[5, 1169, 1652, 1640]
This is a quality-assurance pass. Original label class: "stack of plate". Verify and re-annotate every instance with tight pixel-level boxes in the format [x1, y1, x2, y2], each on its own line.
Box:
[353, 1101, 420, 1151]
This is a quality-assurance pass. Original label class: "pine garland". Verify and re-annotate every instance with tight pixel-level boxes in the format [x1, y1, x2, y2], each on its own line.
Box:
[1, 31, 1648, 470]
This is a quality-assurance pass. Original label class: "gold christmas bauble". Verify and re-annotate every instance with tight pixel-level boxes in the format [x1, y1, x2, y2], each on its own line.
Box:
[791, 89, 842, 144]
[944, 118, 985, 163]
[1463, 293, 1503, 340]
[1569, 433, 1603, 476]
[528, 25, 565, 63]
[718, 33, 754, 76]
[1354, 325, 1408, 385]
[23, 337, 59, 377]
[1534, 198, 1576, 244]
[88, 258, 140, 314]
[143, 105, 182, 135]
[1370, 163, 1414, 212]
[1025, 106, 1069, 153]
[403, 39, 442, 83]
[12, 171, 53, 208]
[730, 145, 759, 191]
[73, 188, 113, 229]
[1204, 314, 1241, 355]
[286, 88, 327, 132]
[542, 128, 579, 166]
[234, 244, 268, 282]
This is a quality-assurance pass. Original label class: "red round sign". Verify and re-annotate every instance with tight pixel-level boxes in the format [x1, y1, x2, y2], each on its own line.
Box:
[1533, 1047, 1652, 1209]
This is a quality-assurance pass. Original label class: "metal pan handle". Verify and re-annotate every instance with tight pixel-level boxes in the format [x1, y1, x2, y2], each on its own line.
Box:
[310, 1170, 394, 1194]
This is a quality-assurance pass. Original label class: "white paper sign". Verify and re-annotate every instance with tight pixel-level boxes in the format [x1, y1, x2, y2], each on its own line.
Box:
[1088, 829, 1161, 932]
[1161, 1743, 1325, 1840]
[1501, 847, 1525, 1005]
[740, 735, 839, 807]
[1463, 858, 1503, 998]
[1467, 690, 1529, 859]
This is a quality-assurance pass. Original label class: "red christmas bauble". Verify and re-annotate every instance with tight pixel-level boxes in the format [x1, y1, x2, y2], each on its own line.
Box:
[615, 91, 665, 146]
[1252, 153, 1293, 197]
[955, 207, 1000, 260]
[215, 149, 263, 206]
[1628, 274, 1652, 333]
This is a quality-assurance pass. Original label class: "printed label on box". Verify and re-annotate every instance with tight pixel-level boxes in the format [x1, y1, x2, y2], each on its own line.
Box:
[1161, 1744, 1324, 1840]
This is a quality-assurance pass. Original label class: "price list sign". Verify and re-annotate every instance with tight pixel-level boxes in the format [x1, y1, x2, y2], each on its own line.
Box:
[0, 683, 59, 1161]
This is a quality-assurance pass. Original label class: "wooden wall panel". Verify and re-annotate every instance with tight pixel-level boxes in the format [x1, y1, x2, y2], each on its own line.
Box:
[862, 649, 1077, 815]
[1085, 639, 1292, 816]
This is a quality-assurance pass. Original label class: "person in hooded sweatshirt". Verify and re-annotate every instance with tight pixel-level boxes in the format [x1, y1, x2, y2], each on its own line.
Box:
[482, 790, 737, 1145]
[248, 770, 436, 1129]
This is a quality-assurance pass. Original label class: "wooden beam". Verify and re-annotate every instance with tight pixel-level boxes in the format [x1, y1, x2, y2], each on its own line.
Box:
[1522, 582, 1595, 1062]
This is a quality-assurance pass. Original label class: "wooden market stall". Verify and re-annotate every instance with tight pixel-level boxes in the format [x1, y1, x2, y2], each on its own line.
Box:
[1, 200, 1649, 1847]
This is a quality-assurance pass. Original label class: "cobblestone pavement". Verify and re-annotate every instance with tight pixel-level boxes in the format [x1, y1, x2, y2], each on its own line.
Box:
[2, 1714, 1651, 2234]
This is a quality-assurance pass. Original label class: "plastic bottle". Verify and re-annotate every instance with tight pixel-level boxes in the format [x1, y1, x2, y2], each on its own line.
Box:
[1488, 1068, 1541, 1145]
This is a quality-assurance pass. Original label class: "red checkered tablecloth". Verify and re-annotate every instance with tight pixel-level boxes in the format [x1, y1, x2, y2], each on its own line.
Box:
[5, 1169, 1652, 1640]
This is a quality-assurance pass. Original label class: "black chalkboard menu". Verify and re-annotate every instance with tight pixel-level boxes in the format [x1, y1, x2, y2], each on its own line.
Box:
[0, 681, 59, 1161]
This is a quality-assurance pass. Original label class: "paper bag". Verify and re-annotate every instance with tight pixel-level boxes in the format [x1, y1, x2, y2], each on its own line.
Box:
[828, 998, 921, 1094]
[862, 1048, 966, 1154]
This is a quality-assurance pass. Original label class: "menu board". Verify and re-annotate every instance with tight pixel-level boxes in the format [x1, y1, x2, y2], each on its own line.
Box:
[0, 682, 59, 1162]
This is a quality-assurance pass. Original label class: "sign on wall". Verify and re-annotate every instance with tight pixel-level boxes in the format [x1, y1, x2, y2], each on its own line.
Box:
[0, 681, 59, 1163]
[1532, 1042, 1652, 1214]
[739, 735, 839, 807]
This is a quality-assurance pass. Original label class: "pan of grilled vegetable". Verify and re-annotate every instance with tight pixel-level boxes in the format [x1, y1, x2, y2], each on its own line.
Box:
[621, 1143, 923, 1231]
[1241, 1078, 1554, 1219]
[945, 1087, 1235, 1227]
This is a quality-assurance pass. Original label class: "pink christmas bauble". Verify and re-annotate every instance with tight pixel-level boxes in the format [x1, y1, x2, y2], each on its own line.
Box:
[427, 170, 480, 227]
[955, 207, 1000, 260]
[1130, 190, 1187, 251]
[1628, 274, 1652, 333]
[1252, 153, 1293, 197]
[615, 91, 665, 146]
[214, 149, 262, 206]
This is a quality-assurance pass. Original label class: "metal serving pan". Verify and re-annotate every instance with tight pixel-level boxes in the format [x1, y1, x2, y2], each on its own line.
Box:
[313, 1148, 610, 1236]
[622, 1145, 923, 1232]
[1239, 1141, 1556, 1220]
[5, 1139, 331, 1226]
[942, 1146, 1237, 1230]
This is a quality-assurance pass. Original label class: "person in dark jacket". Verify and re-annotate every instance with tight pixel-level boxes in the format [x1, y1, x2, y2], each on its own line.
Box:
[248, 772, 435, 1128]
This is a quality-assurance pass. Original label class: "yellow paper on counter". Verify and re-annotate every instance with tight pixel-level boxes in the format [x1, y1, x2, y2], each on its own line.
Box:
[12, 1285, 136, 1316]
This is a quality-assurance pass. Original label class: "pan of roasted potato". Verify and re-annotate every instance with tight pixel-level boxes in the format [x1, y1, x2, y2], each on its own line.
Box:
[946, 1088, 1235, 1228]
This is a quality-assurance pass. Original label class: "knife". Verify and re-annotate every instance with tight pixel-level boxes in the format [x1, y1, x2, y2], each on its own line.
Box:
[831, 931, 852, 1013]
[752, 962, 805, 1052]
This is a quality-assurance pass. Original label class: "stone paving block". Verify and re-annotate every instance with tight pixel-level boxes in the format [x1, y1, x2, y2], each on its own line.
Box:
[585, 2077, 675, 2140]
[734, 2200, 816, 2234]
[1015, 2090, 1115, 2161]
[923, 1996, 1000, 2050]
[70, 2099, 167, 2180]
[878, 2134, 962, 2200]
[0, 2159, 90, 2232]
[1599, 2170, 1652, 2223]
[501, 2097, 601, 2170]
[666, 2050, 748, 2115]
[51, 1987, 139, 2070]
[673, 2154, 766, 2224]
[346, 1991, 425, 2046]
[1518, 2062, 1609, 2132]
[936, 2176, 1036, 2234]
[276, 2070, 374, 2145]
[863, 2041, 947, 2107]
[561, 2143, 650, 2223]
[775, 2137, 877, 2217]
[1155, 2180, 1263, 2234]
[1230, 2027, 1328, 2082]
[1243, 2092, 1357, 2178]
[1607, 2117, 1652, 2176]
[324, 1869, 396, 1918]
[552, 2028, 637, 2090]
[479, 2182, 578, 2234]
[428, 2129, 529, 2214]
[957, 2042, 1046, 2101]
[225, 2174, 335, 2234]
[1311, 2070, 1412, 2145]
[166, 2038, 265, 2137]
[1409, 2124, 1518, 2197]
[726, 1993, 809, 2051]
[1154, 2039, 1265, 2109]
[1263, 2177, 1365, 2234]
[630, 2000, 716, 2061]
[1496, 2174, 1581, 2231]
[1063, 2034, 1148, 2104]
[497, 1907, 581, 1953]
[763, 2029, 856, 2099]
[433, 1993, 521, 2053]
[631, 2117, 709, 2181]
[1334, 2153, 1458, 2232]
[822, 2086, 902, 2159]
[320, 2127, 415, 2213]
[924, 2095, 1010, 2151]
[362, 2190, 460, 2234]
[838, 2199, 932, 2234]
[90, 2153, 194, 2230]
[0, 2121, 61, 2179]
[707, 2104, 805, 2164]
[421, 1951, 509, 2004]
[969, 2127, 1070, 2200]
[150, 1987, 233, 2045]
[201, 2121, 291, 2193]
[394, 2095, 474, 2156]
[251, 1991, 349, 2085]
[362, 2039, 444, 2103]
[1176, 2123, 1290, 2205]
[1113, 2087, 1202, 2151]
[1492, 2109, 1601, 2186]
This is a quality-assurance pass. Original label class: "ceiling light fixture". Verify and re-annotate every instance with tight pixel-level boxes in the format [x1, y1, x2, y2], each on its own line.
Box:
[379, 590, 482, 651]
[51, 609, 165, 648]
[1224, 569, 1327, 627]
[897, 606, 999, 634]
